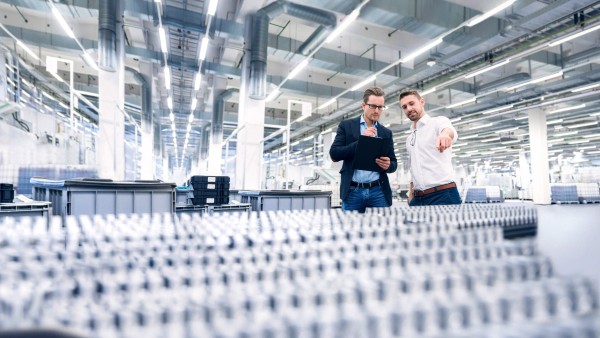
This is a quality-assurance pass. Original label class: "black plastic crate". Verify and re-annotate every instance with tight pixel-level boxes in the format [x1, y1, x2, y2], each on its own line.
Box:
[191, 181, 230, 191]
[190, 175, 230, 184]
[191, 196, 229, 206]
[192, 189, 229, 197]
[0, 183, 14, 203]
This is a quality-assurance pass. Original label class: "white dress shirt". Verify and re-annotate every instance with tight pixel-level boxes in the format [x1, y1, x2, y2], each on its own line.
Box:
[406, 114, 458, 191]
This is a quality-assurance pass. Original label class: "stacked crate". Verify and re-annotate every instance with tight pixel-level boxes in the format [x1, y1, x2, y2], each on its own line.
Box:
[189, 175, 230, 205]
[0, 183, 14, 203]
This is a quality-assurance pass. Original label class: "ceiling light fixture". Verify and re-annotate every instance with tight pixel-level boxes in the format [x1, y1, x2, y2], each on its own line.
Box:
[494, 126, 519, 133]
[169, 112, 174, 122]
[572, 83, 600, 92]
[420, 87, 437, 96]
[461, 134, 479, 140]
[188, 113, 194, 123]
[207, 0, 219, 16]
[191, 97, 197, 110]
[464, 59, 510, 78]
[81, 52, 98, 70]
[548, 24, 600, 47]
[400, 38, 443, 63]
[288, 59, 310, 80]
[167, 96, 173, 110]
[351, 75, 377, 91]
[504, 71, 563, 91]
[164, 66, 171, 90]
[547, 119, 563, 125]
[49, 2, 76, 39]
[266, 89, 280, 102]
[480, 104, 514, 115]
[159, 27, 168, 53]
[446, 97, 476, 109]
[567, 121, 597, 129]
[194, 72, 202, 91]
[546, 103, 586, 115]
[325, 8, 361, 43]
[199, 37, 209, 61]
[471, 122, 493, 130]
[466, 0, 516, 27]
[318, 98, 337, 110]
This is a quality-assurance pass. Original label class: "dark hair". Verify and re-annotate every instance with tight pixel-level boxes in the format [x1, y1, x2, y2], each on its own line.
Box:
[363, 87, 385, 104]
[399, 88, 422, 101]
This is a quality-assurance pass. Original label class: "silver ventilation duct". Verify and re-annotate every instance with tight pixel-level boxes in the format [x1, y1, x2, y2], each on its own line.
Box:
[98, 0, 118, 71]
[250, 0, 336, 99]
[212, 88, 239, 144]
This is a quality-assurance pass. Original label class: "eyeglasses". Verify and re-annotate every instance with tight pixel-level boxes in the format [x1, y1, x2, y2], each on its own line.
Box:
[365, 103, 388, 111]
[410, 130, 417, 146]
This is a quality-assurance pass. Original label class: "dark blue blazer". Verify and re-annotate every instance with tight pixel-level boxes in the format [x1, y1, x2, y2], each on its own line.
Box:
[329, 116, 398, 206]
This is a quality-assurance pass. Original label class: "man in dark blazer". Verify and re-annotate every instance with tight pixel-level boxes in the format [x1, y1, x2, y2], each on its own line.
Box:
[329, 87, 398, 213]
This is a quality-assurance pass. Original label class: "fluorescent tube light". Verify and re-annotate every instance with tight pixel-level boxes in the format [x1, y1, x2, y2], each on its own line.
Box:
[481, 137, 501, 142]
[288, 59, 309, 80]
[481, 104, 513, 115]
[446, 97, 476, 109]
[159, 27, 168, 53]
[164, 67, 171, 90]
[461, 134, 479, 140]
[325, 9, 360, 43]
[188, 113, 194, 123]
[351, 75, 377, 91]
[572, 83, 600, 92]
[467, 0, 516, 27]
[82, 52, 98, 70]
[169, 112, 174, 122]
[504, 71, 563, 91]
[167, 96, 173, 110]
[567, 121, 597, 129]
[464, 59, 510, 78]
[546, 104, 586, 115]
[50, 2, 76, 39]
[420, 87, 437, 96]
[266, 89, 280, 102]
[194, 72, 202, 91]
[494, 127, 518, 133]
[553, 131, 578, 137]
[199, 37, 209, 61]
[400, 38, 443, 63]
[16, 40, 40, 61]
[548, 24, 600, 47]
[191, 97, 197, 110]
[207, 0, 219, 16]
[470, 122, 493, 130]
[318, 98, 337, 109]
[320, 128, 333, 135]
[547, 119, 563, 125]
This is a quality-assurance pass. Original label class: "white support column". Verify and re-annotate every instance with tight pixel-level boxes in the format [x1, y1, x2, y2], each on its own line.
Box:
[235, 16, 265, 190]
[235, 97, 265, 189]
[528, 109, 551, 204]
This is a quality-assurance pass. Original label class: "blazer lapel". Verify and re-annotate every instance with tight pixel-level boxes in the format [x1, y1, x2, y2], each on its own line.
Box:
[351, 116, 361, 140]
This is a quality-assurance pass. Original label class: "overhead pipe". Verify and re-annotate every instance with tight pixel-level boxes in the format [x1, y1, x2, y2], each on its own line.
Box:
[98, 0, 118, 71]
[125, 66, 152, 133]
[212, 88, 238, 144]
[200, 124, 210, 160]
[250, 0, 336, 99]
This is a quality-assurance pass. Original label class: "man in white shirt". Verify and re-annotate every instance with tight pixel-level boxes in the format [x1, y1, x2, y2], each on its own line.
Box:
[399, 89, 462, 206]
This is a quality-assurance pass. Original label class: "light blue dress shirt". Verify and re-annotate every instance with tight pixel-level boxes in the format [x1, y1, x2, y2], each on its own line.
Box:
[352, 115, 382, 183]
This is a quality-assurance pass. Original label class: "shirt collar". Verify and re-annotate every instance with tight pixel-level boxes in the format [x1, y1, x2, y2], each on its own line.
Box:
[360, 114, 378, 127]
[411, 113, 430, 130]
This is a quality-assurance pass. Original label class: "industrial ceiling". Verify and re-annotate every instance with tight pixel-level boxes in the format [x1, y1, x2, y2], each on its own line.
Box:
[1, 0, 599, 173]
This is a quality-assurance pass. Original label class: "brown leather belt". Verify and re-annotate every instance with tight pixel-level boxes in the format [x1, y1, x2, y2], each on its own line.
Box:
[414, 182, 456, 197]
[350, 180, 381, 189]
